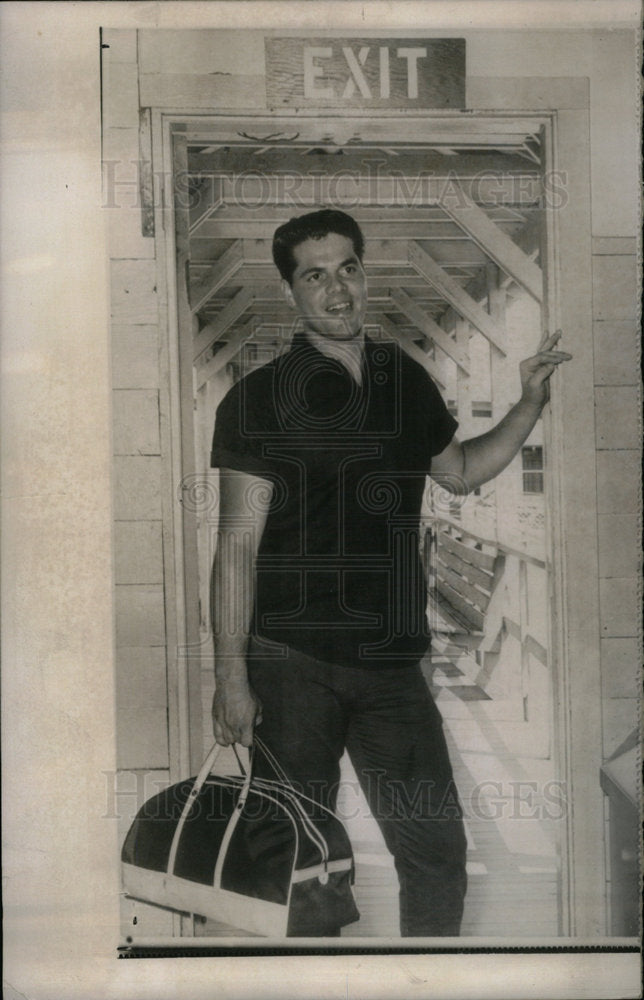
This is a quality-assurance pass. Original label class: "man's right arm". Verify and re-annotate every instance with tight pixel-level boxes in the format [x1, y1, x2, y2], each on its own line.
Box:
[211, 468, 273, 747]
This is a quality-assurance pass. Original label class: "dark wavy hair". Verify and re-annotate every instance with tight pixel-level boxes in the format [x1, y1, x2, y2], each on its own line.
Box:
[272, 209, 365, 286]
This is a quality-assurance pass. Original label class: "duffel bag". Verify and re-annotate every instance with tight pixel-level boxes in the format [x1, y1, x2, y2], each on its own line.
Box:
[121, 736, 360, 937]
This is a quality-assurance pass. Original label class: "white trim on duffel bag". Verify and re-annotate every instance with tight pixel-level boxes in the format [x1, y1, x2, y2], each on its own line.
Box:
[290, 858, 353, 884]
[122, 862, 290, 937]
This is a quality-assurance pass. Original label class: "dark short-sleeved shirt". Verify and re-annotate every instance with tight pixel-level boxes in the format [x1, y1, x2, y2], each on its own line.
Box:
[211, 331, 458, 668]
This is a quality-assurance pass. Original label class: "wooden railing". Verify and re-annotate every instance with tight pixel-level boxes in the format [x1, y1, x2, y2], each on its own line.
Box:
[425, 517, 549, 670]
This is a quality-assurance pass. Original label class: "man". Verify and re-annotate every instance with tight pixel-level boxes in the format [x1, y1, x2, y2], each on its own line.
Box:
[210, 209, 570, 936]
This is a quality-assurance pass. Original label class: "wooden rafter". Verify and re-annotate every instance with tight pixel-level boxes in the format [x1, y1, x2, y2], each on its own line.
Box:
[192, 211, 533, 243]
[195, 315, 261, 389]
[441, 184, 543, 302]
[192, 239, 490, 272]
[198, 219, 529, 242]
[189, 172, 540, 210]
[188, 175, 223, 235]
[408, 242, 507, 355]
[193, 286, 255, 363]
[238, 238, 411, 267]
[236, 237, 472, 268]
[189, 148, 540, 180]
[376, 314, 446, 389]
[190, 239, 244, 314]
[192, 272, 485, 304]
[183, 114, 542, 144]
[389, 287, 470, 373]
[193, 203, 533, 227]
[193, 264, 427, 287]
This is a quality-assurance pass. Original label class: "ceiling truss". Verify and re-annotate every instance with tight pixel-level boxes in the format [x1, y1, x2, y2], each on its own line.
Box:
[178, 123, 544, 381]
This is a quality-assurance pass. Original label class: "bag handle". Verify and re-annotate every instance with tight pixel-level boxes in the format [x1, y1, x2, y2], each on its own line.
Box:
[167, 740, 330, 882]
[252, 734, 290, 784]
[167, 742, 252, 877]
[252, 736, 330, 867]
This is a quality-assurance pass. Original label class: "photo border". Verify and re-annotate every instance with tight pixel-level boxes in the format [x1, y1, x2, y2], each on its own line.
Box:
[2, 3, 641, 998]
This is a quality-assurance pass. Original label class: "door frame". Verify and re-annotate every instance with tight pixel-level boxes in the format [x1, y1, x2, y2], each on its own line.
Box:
[151, 101, 603, 938]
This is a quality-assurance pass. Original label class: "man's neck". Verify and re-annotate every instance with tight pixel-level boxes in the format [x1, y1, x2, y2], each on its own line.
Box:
[305, 329, 366, 385]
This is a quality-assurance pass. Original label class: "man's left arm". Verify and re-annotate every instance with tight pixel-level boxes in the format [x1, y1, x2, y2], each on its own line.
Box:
[431, 331, 572, 493]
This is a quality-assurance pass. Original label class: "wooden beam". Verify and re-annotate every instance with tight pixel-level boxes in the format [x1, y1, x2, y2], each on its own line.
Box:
[193, 240, 489, 272]
[430, 217, 542, 336]
[408, 242, 507, 355]
[236, 237, 488, 268]
[195, 203, 529, 228]
[376, 314, 446, 389]
[203, 307, 291, 328]
[194, 209, 531, 243]
[525, 633, 548, 668]
[193, 287, 255, 363]
[486, 262, 508, 427]
[139, 108, 154, 238]
[455, 317, 472, 431]
[196, 311, 449, 391]
[440, 213, 541, 334]
[208, 205, 451, 223]
[215, 174, 540, 208]
[203, 286, 391, 310]
[198, 220, 468, 241]
[192, 264, 432, 290]
[239, 238, 407, 267]
[190, 239, 244, 314]
[389, 286, 470, 373]
[170, 132, 204, 775]
[510, 209, 543, 260]
[183, 114, 541, 145]
[195, 315, 261, 389]
[441, 184, 543, 302]
[189, 147, 540, 183]
[436, 579, 485, 632]
[188, 174, 222, 235]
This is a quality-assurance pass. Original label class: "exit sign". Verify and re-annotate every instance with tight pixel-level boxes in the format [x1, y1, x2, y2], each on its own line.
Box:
[265, 37, 465, 109]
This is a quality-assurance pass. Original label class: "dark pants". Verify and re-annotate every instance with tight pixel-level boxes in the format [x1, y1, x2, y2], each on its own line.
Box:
[247, 639, 467, 936]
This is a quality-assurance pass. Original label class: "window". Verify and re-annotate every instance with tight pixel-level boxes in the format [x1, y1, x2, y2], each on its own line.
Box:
[447, 398, 458, 417]
[522, 445, 544, 494]
[472, 400, 492, 418]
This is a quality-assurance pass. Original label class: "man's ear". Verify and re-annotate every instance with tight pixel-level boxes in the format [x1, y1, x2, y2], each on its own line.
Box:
[281, 278, 296, 309]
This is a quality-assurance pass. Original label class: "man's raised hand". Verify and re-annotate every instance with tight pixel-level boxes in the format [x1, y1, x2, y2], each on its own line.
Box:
[519, 330, 572, 408]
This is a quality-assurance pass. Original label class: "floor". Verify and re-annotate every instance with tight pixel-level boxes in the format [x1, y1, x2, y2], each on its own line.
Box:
[197, 642, 563, 940]
[339, 646, 562, 939]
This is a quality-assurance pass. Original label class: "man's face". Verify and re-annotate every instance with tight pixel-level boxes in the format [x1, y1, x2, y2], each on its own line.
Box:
[283, 232, 368, 341]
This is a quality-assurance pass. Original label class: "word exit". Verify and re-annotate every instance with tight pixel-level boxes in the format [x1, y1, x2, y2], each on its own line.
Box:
[305, 46, 428, 101]
[266, 37, 465, 110]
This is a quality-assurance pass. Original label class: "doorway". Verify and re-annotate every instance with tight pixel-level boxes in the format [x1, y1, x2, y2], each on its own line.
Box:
[170, 111, 566, 936]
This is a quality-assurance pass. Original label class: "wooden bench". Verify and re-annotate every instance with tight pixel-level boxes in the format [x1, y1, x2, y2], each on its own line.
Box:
[425, 522, 505, 653]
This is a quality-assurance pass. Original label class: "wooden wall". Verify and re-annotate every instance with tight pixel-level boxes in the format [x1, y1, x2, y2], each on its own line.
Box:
[102, 27, 640, 938]
[592, 238, 640, 760]
[104, 30, 174, 938]
[586, 32, 640, 778]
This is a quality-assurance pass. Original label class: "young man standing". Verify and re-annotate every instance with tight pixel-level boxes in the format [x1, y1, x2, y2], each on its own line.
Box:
[210, 209, 570, 936]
